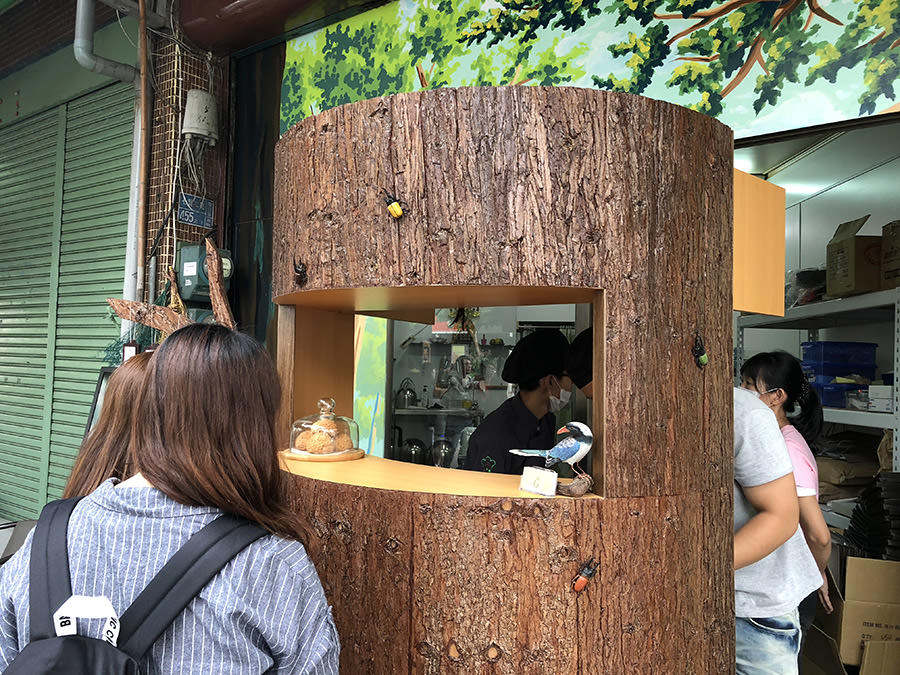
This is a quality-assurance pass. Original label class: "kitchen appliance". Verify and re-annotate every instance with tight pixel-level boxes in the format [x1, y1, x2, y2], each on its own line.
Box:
[430, 436, 455, 468]
[395, 377, 419, 409]
[401, 438, 428, 464]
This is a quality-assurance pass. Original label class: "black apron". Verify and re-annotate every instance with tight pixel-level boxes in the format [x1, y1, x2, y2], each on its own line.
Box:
[463, 394, 556, 474]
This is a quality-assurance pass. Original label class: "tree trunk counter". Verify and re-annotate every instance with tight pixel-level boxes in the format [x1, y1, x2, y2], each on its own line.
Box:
[274, 87, 735, 673]
[283, 457, 731, 674]
[281, 453, 599, 498]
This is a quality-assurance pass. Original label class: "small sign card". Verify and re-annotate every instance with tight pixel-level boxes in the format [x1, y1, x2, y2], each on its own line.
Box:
[177, 193, 214, 229]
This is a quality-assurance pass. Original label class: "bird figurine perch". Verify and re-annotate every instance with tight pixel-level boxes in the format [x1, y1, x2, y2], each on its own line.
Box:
[509, 422, 593, 477]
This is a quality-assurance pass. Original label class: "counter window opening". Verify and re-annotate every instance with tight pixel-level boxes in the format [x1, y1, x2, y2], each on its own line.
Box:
[276, 286, 605, 495]
[380, 300, 603, 484]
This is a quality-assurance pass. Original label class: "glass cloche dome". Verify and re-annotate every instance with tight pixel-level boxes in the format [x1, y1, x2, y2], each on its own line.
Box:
[290, 398, 359, 458]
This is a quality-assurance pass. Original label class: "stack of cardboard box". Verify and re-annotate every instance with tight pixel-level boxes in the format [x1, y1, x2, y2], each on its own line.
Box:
[825, 215, 900, 296]
[808, 557, 900, 674]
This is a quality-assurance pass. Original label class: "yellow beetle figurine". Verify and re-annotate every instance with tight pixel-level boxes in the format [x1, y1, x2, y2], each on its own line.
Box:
[382, 190, 405, 219]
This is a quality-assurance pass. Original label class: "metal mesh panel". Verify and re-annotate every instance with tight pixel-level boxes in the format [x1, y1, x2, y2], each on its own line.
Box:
[146, 35, 228, 300]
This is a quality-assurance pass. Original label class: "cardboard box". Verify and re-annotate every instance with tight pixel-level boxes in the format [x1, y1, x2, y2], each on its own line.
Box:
[827, 215, 882, 297]
[860, 640, 900, 675]
[868, 384, 893, 413]
[801, 624, 848, 675]
[881, 220, 900, 290]
[817, 456, 880, 486]
[820, 557, 900, 666]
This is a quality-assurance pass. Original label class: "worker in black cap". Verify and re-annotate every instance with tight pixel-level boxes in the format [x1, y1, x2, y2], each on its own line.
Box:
[566, 327, 593, 398]
[463, 329, 572, 474]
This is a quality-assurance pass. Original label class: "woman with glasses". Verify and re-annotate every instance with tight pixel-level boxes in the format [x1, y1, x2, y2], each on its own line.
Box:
[740, 351, 833, 666]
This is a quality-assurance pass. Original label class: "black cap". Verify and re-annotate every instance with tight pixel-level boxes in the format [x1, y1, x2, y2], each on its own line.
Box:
[566, 327, 593, 389]
[501, 329, 568, 384]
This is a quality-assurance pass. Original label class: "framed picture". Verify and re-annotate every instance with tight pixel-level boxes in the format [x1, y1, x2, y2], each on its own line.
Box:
[83, 367, 116, 440]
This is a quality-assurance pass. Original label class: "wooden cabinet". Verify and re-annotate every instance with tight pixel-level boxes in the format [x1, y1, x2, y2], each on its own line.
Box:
[734, 169, 787, 316]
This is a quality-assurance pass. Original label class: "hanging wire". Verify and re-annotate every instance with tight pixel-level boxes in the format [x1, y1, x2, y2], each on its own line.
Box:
[115, 10, 138, 49]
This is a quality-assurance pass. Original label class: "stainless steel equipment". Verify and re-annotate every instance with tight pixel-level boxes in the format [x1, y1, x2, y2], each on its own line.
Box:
[395, 377, 419, 409]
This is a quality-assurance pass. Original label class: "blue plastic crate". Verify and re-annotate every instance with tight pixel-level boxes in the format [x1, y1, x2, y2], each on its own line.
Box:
[801, 341, 877, 364]
[812, 383, 869, 408]
[802, 361, 877, 385]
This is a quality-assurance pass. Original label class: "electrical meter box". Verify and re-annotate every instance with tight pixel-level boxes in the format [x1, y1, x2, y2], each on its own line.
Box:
[176, 243, 233, 304]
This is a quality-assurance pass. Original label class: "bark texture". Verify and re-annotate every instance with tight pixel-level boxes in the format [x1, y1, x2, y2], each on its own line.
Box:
[205, 238, 237, 330]
[106, 297, 192, 334]
[274, 86, 733, 497]
[290, 477, 733, 675]
[275, 87, 734, 673]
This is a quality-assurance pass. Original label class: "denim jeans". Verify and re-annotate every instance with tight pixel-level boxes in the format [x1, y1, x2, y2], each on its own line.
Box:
[735, 609, 801, 675]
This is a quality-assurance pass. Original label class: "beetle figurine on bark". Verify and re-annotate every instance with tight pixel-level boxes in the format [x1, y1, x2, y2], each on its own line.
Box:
[572, 556, 599, 594]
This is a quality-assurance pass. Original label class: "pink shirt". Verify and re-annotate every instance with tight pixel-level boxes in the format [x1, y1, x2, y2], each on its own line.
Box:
[781, 424, 818, 498]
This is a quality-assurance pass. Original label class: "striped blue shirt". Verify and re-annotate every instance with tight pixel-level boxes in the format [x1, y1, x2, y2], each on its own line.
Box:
[0, 479, 339, 674]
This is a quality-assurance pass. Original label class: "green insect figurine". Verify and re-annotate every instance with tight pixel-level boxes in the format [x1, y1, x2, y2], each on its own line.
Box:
[692, 333, 709, 369]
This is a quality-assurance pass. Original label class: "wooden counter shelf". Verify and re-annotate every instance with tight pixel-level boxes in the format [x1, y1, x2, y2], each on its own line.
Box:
[280, 453, 601, 499]
[274, 87, 733, 674]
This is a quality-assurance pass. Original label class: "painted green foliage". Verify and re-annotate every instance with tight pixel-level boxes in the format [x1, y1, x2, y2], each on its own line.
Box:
[462, 0, 899, 117]
[283, 1, 899, 135]
[281, 0, 588, 133]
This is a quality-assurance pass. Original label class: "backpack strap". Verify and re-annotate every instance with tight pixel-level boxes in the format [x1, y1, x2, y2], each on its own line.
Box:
[116, 514, 267, 660]
[28, 497, 83, 641]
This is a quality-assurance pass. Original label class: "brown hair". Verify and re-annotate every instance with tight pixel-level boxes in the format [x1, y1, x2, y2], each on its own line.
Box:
[63, 352, 152, 498]
[129, 324, 301, 539]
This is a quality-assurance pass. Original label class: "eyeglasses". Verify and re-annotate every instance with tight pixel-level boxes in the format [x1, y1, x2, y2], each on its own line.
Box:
[741, 384, 780, 398]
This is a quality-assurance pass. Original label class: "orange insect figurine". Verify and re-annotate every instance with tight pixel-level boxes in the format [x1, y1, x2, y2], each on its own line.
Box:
[572, 556, 599, 594]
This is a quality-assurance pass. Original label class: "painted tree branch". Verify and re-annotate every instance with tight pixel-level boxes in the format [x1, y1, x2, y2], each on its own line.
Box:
[657, 0, 773, 44]
[722, 35, 765, 97]
[106, 298, 193, 334]
[806, 0, 843, 27]
[754, 45, 769, 74]
[803, 10, 814, 31]
[416, 63, 429, 88]
[771, 0, 804, 30]
[862, 30, 887, 50]
[205, 238, 237, 330]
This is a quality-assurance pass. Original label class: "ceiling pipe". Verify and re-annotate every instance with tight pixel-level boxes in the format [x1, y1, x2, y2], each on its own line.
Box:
[135, 0, 151, 305]
[74, 0, 138, 83]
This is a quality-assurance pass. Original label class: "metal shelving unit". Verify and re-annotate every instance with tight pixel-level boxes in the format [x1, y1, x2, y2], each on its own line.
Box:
[736, 288, 900, 471]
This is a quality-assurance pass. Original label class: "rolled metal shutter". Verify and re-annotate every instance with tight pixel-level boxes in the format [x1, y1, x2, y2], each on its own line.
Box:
[0, 108, 63, 519]
[0, 83, 133, 518]
[47, 83, 134, 499]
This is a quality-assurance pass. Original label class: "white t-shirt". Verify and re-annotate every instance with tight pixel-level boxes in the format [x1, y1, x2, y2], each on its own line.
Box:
[733, 387, 821, 617]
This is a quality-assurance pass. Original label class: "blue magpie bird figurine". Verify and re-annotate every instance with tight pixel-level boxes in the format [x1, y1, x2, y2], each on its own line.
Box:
[509, 422, 593, 477]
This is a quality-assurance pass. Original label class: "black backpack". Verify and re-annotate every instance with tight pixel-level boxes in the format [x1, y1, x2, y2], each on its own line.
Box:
[3, 498, 266, 674]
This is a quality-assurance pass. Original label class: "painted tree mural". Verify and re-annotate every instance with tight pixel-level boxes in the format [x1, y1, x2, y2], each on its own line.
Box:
[281, 0, 587, 133]
[282, 1, 900, 137]
[462, 0, 900, 117]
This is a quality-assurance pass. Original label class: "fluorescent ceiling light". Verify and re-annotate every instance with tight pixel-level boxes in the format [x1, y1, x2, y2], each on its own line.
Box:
[734, 157, 753, 173]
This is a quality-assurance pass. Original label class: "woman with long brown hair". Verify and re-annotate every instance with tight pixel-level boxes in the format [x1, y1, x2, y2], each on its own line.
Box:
[0, 324, 339, 673]
[62, 351, 152, 498]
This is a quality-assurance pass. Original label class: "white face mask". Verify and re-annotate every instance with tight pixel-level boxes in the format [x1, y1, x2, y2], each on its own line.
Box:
[549, 381, 572, 412]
